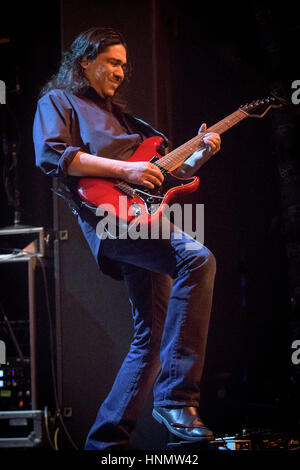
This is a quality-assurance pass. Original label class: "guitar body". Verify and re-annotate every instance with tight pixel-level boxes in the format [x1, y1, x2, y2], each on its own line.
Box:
[78, 136, 200, 230]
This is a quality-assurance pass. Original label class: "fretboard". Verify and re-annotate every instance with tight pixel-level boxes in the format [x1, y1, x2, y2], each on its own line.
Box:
[158, 108, 248, 172]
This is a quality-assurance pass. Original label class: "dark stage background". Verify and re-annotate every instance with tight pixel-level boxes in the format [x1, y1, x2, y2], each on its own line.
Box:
[1, 0, 300, 450]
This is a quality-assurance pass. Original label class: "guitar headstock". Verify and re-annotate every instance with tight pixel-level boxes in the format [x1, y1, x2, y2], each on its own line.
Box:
[240, 95, 286, 118]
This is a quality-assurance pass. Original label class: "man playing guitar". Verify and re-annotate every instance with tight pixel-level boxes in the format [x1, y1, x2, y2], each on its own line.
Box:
[33, 26, 221, 450]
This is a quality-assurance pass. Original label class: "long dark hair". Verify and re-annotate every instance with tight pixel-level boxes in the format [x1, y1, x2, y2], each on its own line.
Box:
[40, 27, 129, 103]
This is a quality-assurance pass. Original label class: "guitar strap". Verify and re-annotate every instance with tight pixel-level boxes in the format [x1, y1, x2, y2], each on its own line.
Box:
[116, 108, 169, 154]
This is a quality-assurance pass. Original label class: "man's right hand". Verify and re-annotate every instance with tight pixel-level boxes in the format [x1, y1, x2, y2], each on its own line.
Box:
[119, 161, 164, 189]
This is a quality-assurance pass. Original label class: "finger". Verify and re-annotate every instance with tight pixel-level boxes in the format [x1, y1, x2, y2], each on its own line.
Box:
[140, 169, 163, 189]
[203, 141, 218, 155]
[148, 163, 164, 183]
[204, 135, 221, 149]
[141, 180, 155, 189]
[204, 132, 220, 142]
[146, 173, 164, 187]
[203, 138, 216, 150]
[198, 123, 207, 134]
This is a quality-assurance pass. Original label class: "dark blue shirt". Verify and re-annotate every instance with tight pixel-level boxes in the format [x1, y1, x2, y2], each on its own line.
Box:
[33, 88, 167, 278]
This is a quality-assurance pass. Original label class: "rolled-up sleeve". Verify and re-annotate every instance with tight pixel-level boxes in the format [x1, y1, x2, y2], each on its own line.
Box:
[33, 90, 81, 177]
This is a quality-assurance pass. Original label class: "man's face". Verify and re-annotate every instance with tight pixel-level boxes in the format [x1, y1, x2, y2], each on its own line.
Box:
[81, 44, 127, 98]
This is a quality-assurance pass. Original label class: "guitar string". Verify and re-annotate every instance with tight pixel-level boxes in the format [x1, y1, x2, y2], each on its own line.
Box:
[158, 109, 247, 171]
[159, 97, 278, 171]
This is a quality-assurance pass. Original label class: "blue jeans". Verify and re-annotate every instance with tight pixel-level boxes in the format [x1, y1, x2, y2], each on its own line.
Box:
[85, 223, 216, 449]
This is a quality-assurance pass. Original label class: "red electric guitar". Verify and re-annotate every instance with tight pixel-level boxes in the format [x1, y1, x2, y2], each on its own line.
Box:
[78, 95, 284, 234]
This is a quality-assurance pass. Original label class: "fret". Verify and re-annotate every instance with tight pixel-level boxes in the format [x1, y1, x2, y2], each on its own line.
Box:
[209, 109, 246, 134]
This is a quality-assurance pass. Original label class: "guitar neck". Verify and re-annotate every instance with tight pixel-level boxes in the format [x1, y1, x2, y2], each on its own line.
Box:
[158, 108, 248, 172]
